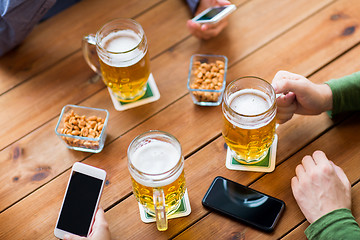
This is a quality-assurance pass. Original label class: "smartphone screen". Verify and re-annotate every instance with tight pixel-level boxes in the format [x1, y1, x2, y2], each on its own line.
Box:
[56, 171, 104, 236]
[202, 176, 285, 232]
[197, 6, 227, 21]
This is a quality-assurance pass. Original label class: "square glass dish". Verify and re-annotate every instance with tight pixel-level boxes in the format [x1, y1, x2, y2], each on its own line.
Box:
[187, 54, 228, 106]
[55, 105, 109, 153]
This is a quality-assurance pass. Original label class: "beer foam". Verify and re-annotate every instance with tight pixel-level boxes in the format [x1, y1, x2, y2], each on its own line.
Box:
[99, 30, 145, 67]
[229, 89, 270, 115]
[130, 140, 183, 187]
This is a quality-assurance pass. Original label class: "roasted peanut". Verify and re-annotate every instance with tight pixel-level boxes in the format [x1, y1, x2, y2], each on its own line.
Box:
[190, 60, 225, 102]
[59, 111, 106, 150]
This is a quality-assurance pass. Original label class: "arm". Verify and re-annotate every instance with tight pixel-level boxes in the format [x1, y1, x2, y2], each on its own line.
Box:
[305, 208, 360, 240]
[0, 0, 56, 56]
[326, 71, 360, 117]
[291, 151, 360, 240]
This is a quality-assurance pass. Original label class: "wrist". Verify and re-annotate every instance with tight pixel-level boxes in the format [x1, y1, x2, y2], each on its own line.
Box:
[320, 83, 333, 112]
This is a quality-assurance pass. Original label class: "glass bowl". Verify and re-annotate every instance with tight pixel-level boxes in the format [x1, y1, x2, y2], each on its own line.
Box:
[55, 105, 109, 153]
[187, 54, 228, 106]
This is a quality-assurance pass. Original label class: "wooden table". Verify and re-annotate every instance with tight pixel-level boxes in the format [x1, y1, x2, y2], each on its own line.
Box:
[1, 0, 360, 239]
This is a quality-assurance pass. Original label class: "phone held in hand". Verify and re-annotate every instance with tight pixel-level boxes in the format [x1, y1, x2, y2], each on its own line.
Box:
[54, 162, 106, 239]
[202, 176, 285, 232]
[192, 5, 236, 24]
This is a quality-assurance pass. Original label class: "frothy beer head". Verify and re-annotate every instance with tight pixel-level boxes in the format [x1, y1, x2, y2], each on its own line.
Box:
[226, 89, 274, 129]
[98, 30, 145, 67]
[229, 89, 271, 115]
[130, 139, 182, 187]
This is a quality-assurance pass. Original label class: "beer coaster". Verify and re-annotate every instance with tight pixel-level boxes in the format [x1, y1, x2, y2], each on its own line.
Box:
[108, 73, 160, 111]
[225, 134, 278, 172]
[138, 190, 191, 223]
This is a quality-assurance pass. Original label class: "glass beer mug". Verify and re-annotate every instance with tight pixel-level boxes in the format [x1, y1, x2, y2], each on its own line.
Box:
[128, 131, 186, 231]
[222, 76, 277, 164]
[82, 18, 150, 102]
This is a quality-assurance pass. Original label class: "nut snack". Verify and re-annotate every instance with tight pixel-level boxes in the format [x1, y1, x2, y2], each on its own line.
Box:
[187, 54, 228, 106]
[55, 105, 109, 153]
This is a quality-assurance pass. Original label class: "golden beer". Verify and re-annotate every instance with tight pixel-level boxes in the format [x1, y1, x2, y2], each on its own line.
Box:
[131, 170, 186, 214]
[83, 18, 150, 102]
[98, 29, 150, 102]
[222, 77, 277, 164]
[128, 131, 186, 231]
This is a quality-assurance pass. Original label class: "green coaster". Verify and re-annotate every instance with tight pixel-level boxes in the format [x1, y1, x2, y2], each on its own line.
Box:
[226, 134, 278, 172]
[108, 73, 160, 111]
[138, 190, 191, 223]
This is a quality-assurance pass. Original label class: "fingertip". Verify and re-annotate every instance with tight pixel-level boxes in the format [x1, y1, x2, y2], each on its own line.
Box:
[201, 24, 208, 31]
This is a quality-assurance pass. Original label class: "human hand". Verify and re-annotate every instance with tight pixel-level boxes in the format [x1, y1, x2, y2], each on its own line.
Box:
[272, 70, 333, 124]
[187, 0, 232, 40]
[291, 150, 351, 224]
[63, 208, 111, 240]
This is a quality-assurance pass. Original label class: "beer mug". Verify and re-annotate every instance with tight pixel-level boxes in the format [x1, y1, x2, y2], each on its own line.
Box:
[128, 131, 186, 231]
[82, 18, 150, 102]
[222, 76, 277, 164]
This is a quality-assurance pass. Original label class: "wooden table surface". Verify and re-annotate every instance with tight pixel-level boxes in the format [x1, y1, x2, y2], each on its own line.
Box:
[1, 0, 360, 239]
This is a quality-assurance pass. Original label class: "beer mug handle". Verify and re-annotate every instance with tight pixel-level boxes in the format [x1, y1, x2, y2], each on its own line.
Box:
[82, 34, 101, 75]
[153, 188, 168, 231]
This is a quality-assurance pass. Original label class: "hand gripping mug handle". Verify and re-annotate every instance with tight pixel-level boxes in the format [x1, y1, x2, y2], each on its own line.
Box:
[82, 34, 102, 75]
[153, 188, 168, 231]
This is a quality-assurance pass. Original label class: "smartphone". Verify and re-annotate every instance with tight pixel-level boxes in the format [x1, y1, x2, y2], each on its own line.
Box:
[192, 5, 236, 24]
[54, 162, 106, 239]
[202, 176, 285, 232]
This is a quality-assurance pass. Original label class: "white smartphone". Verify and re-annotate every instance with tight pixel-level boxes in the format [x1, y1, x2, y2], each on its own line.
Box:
[54, 162, 106, 239]
[192, 4, 236, 24]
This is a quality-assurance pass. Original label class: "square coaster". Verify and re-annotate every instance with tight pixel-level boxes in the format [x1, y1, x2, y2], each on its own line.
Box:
[225, 134, 278, 172]
[108, 73, 160, 111]
[138, 190, 191, 223]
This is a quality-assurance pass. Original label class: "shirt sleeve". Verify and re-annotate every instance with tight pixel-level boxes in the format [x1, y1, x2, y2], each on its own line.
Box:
[0, 0, 56, 56]
[325, 71, 360, 117]
[185, 0, 200, 15]
[305, 208, 360, 240]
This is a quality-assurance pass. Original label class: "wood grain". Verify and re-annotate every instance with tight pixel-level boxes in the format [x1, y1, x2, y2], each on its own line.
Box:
[0, 0, 336, 213]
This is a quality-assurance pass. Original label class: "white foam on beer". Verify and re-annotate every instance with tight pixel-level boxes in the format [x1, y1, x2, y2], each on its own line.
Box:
[229, 89, 270, 115]
[226, 89, 274, 129]
[131, 140, 183, 187]
[99, 30, 145, 67]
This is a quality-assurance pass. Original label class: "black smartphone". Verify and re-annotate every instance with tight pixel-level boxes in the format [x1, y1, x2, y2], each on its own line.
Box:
[202, 176, 285, 232]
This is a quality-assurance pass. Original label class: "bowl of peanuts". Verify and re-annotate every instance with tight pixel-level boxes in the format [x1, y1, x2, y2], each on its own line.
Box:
[55, 105, 109, 153]
[187, 54, 228, 106]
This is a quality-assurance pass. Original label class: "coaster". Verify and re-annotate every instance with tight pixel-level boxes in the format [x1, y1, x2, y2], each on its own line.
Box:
[225, 134, 278, 172]
[138, 190, 191, 223]
[108, 73, 160, 111]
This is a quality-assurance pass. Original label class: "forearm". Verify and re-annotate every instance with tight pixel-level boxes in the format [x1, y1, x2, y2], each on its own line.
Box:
[0, 0, 56, 56]
[305, 208, 360, 240]
[325, 71, 360, 117]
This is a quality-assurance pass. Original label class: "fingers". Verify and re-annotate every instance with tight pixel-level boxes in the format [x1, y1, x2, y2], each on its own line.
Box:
[216, 0, 231, 5]
[200, 20, 228, 39]
[272, 70, 308, 95]
[187, 19, 228, 40]
[92, 208, 107, 230]
[63, 234, 86, 240]
[276, 92, 296, 124]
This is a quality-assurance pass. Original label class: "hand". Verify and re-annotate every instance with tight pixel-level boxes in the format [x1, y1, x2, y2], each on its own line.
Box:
[63, 208, 111, 240]
[187, 0, 231, 40]
[272, 70, 333, 123]
[291, 150, 351, 224]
